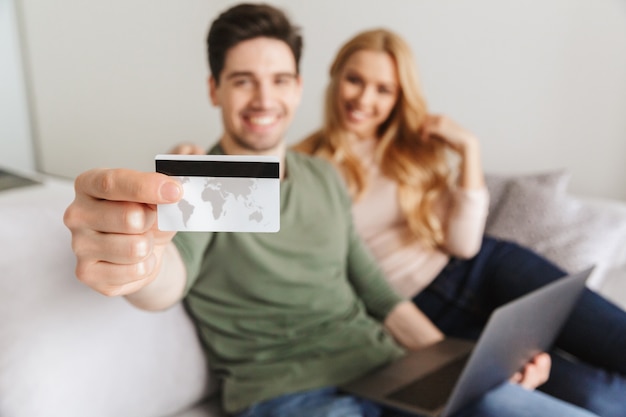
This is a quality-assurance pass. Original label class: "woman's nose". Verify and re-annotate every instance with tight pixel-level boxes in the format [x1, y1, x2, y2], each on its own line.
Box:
[356, 85, 376, 107]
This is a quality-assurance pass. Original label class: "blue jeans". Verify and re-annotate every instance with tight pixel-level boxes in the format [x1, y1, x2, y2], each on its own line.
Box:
[233, 385, 598, 417]
[414, 236, 626, 417]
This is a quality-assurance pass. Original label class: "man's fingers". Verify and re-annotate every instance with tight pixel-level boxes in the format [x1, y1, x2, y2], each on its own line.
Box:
[66, 168, 181, 235]
[72, 229, 155, 265]
[64, 168, 180, 297]
[74, 168, 182, 204]
[78, 264, 158, 297]
[512, 353, 552, 390]
[75, 254, 158, 295]
[65, 196, 158, 234]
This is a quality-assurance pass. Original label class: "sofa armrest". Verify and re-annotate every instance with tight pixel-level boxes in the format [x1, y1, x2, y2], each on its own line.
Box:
[0, 178, 212, 417]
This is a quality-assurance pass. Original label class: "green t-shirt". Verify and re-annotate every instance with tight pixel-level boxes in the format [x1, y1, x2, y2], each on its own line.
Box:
[173, 147, 404, 413]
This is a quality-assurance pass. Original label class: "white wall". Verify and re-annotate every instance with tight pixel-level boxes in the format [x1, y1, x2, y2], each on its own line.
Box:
[15, 0, 626, 199]
[0, 0, 35, 173]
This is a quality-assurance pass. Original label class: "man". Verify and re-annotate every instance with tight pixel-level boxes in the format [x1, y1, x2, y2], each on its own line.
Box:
[64, 4, 591, 417]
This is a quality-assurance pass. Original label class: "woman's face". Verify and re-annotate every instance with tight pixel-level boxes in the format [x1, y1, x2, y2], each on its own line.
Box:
[336, 49, 399, 139]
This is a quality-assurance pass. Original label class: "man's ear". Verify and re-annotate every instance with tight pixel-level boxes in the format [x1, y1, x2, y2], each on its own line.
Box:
[208, 75, 219, 106]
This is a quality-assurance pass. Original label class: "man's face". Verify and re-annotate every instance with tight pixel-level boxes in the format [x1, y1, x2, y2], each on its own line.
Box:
[209, 37, 302, 154]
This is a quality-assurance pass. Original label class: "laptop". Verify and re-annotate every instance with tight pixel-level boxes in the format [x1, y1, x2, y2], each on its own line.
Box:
[341, 266, 594, 417]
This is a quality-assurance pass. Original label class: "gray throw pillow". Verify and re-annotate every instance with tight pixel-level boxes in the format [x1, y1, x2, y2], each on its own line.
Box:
[486, 178, 626, 280]
[485, 170, 570, 228]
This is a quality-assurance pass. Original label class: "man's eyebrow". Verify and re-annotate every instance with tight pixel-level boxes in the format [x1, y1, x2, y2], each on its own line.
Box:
[274, 72, 298, 78]
[224, 71, 298, 80]
[225, 71, 255, 80]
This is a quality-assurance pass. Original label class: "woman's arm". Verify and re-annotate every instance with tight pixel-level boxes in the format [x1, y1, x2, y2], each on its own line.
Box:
[422, 115, 489, 257]
[420, 114, 485, 190]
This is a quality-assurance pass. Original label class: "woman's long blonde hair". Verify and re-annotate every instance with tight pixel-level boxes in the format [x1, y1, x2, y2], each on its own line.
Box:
[294, 28, 451, 248]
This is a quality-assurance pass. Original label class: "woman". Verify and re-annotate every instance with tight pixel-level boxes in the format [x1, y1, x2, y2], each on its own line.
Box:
[294, 28, 626, 416]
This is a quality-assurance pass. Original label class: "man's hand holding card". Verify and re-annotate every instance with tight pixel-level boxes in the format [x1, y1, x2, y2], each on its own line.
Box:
[156, 155, 280, 233]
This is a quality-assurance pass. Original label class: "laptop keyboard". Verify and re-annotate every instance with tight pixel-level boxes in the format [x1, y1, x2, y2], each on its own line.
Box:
[386, 355, 469, 412]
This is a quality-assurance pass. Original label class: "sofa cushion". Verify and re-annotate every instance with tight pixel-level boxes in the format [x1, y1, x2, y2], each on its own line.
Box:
[0, 179, 212, 417]
[485, 174, 626, 289]
[484, 170, 570, 229]
[597, 265, 626, 309]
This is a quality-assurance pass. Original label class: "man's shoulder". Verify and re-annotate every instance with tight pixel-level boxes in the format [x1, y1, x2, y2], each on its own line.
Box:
[287, 149, 350, 204]
[287, 149, 336, 178]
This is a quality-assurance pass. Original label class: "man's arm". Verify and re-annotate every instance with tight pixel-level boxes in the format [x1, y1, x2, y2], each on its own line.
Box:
[123, 241, 187, 310]
[384, 301, 445, 350]
[63, 168, 187, 311]
[385, 302, 551, 390]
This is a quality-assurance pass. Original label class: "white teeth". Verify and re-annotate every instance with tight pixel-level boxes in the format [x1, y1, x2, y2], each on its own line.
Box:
[249, 115, 276, 126]
[349, 109, 367, 121]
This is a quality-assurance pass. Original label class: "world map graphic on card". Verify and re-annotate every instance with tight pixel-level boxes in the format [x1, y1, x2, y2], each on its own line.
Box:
[156, 154, 280, 233]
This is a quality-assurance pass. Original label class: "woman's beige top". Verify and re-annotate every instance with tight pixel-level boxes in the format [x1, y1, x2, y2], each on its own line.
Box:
[349, 137, 489, 298]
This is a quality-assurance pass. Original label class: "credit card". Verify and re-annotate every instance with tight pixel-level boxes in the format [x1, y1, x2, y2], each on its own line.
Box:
[155, 154, 280, 232]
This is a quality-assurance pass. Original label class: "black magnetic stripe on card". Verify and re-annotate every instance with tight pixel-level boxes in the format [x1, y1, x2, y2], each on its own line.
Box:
[156, 160, 279, 178]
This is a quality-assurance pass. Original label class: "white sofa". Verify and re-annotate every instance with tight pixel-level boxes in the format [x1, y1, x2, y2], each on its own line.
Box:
[1, 171, 625, 417]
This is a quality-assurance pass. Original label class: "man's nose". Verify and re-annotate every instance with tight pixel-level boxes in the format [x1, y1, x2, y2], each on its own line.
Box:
[251, 82, 274, 108]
